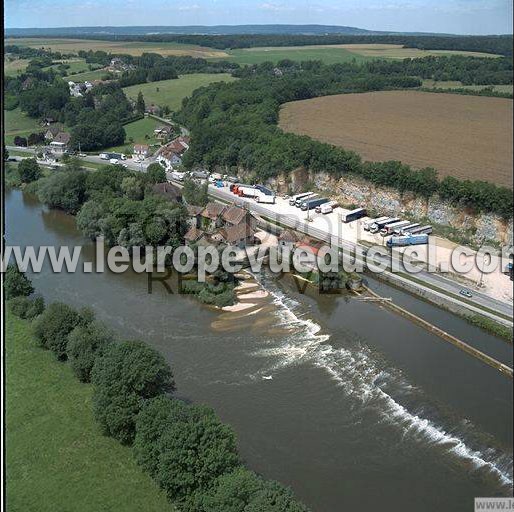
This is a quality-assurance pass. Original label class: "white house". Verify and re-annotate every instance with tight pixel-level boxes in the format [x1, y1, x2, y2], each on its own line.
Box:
[133, 144, 150, 159]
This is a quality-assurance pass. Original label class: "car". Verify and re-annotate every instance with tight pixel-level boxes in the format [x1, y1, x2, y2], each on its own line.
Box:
[459, 289, 473, 298]
[109, 158, 119, 164]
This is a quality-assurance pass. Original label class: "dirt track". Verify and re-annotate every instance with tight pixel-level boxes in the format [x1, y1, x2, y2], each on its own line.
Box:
[279, 91, 513, 188]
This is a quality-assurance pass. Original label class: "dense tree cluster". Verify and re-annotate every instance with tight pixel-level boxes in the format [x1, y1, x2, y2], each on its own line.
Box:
[32, 164, 188, 247]
[4, 264, 34, 299]
[16, 33, 512, 56]
[176, 61, 513, 218]
[365, 55, 513, 86]
[8, 272, 310, 510]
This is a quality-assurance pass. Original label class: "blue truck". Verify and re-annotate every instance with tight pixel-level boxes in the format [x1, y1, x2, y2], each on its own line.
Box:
[300, 197, 329, 211]
[386, 234, 429, 247]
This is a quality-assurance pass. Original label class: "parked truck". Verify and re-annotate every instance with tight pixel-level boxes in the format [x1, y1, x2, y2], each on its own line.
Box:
[398, 223, 420, 235]
[409, 225, 433, 235]
[315, 200, 338, 214]
[290, 192, 315, 207]
[380, 220, 411, 237]
[364, 216, 389, 231]
[301, 197, 329, 211]
[369, 217, 400, 234]
[387, 234, 429, 247]
[233, 184, 258, 198]
[342, 207, 367, 223]
[256, 192, 276, 204]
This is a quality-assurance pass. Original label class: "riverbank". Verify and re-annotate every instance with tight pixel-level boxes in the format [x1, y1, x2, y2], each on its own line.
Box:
[5, 313, 173, 512]
[6, 188, 512, 512]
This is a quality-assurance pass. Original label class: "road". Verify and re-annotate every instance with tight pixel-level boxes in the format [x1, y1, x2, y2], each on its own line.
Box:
[8, 145, 512, 323]
[6, 146, 154, 172]
[205, 183, 513, 324]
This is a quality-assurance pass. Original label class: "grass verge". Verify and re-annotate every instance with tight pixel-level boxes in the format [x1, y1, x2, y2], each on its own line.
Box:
[5, 313, 174, 512]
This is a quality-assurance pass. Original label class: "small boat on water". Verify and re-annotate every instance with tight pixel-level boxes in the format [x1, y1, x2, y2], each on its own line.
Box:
[262, 375, 273, 380]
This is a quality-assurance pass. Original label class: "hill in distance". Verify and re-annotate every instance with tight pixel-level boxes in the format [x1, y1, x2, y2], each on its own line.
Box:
[5, 24, 457, 37]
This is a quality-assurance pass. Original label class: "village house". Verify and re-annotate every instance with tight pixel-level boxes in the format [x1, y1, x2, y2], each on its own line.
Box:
[154, 125, 174, 141]
[41, 117, 56, 127]
[185, 202, 257, 249]
[211, 222, 256, 249]
[146, 104, 161, 116]
[49, 132, 71, 155]
[133, 144, 150, 159]
[156, 136, 191, 169]
[44, 125, 61, 142]
[199, 202, 227, 232]
[186, 205, 204, 229]
[222, 205, 257, 231]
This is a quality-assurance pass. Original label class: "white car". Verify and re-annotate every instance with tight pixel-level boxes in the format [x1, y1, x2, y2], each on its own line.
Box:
[109, 158, 119, 164]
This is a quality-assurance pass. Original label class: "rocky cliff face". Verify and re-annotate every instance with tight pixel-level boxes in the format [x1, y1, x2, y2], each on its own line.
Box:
[237, 167, 513, 246]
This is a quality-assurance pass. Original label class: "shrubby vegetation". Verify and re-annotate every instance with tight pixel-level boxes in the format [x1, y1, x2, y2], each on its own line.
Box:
[182, 177, 209, 206]
[4, 264, 34, 299]
[176, 60, 513, 218]
[7, 271, 310, 510]
[8, 295, 45, 320]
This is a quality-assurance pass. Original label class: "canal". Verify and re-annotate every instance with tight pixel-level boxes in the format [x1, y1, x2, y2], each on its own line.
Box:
[5, 188, 513, 512]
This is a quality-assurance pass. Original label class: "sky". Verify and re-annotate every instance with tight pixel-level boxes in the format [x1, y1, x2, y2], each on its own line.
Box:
[4, 0, 513, 35]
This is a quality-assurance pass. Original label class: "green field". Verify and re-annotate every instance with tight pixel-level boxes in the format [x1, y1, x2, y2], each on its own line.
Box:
[422, 79, 513, 94]
[66, 67, 109, 82]
[102, 116, 165, 154]
[6, 313, 174, 512]
[225, 47, 371, 65]
[3, 108, 43, 145]
[122, 73, 237, 111]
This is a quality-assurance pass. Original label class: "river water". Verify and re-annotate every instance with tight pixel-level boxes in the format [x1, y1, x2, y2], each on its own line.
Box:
[5, 188, 513, 512]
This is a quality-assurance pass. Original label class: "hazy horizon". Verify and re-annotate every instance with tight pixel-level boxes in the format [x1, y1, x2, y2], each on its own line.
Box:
[4, 1, 513, 36]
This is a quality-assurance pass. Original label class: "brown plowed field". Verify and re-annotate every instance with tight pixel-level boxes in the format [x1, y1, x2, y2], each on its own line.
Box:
[279, 91, 513, 188]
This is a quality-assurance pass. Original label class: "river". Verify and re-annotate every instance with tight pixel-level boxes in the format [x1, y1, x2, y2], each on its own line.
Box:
[5, 188, 513, 512]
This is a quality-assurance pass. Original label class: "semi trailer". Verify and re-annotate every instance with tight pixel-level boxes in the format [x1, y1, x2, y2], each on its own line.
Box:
[386, 234, 429, 247]
[315, 200, 338, 214]
[369, 217, 400, 233]
[380, 220, 411, 236]
[289, 192, 315, 206]
[342, 207, 367, 223]
[301, 197, 329, 211]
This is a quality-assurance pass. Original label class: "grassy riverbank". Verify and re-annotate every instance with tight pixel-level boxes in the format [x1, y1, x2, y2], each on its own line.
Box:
[5, 313, 174, 512]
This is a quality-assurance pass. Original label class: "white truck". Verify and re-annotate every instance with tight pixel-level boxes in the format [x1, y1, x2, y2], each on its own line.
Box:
[289, 192, 315, 206]
[364, 216, 389, 231]
[315, 200, 338, 214]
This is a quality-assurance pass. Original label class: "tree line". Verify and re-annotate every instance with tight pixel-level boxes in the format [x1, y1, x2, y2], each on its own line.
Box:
[175, 61, 513, 218]
[10, 33, 513, 56]
[6, 269, 309, 511]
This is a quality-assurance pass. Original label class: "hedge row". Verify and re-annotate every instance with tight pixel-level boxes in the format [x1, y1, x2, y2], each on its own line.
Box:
[6, 267, 310, 511]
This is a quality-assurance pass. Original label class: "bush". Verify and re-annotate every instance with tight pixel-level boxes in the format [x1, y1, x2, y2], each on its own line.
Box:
[26, 296, 46, 319]
[134, 396, 214, 478]
[155, 413, 241, 501]
[18, 158, 42, 183]
[91, 340, 174, 444]
[4, 264, 34, 299]
[8, 296, 32, 318]
[33, 302, 85, 359]
[244, 480, 311, 512]
[182, 468, 267, 512]
[67, 321, 114, 382]
[8, 295, 45, 320]
[37, 170, 88, 214]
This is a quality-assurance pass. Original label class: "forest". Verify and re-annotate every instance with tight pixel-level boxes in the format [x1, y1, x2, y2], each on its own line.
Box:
[175, 61, 513, 218]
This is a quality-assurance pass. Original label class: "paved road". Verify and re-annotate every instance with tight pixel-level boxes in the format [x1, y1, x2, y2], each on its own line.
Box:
[206, 184, 513, 323]
[8, 145, 511, 321]
[6, 146, 154, 172]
